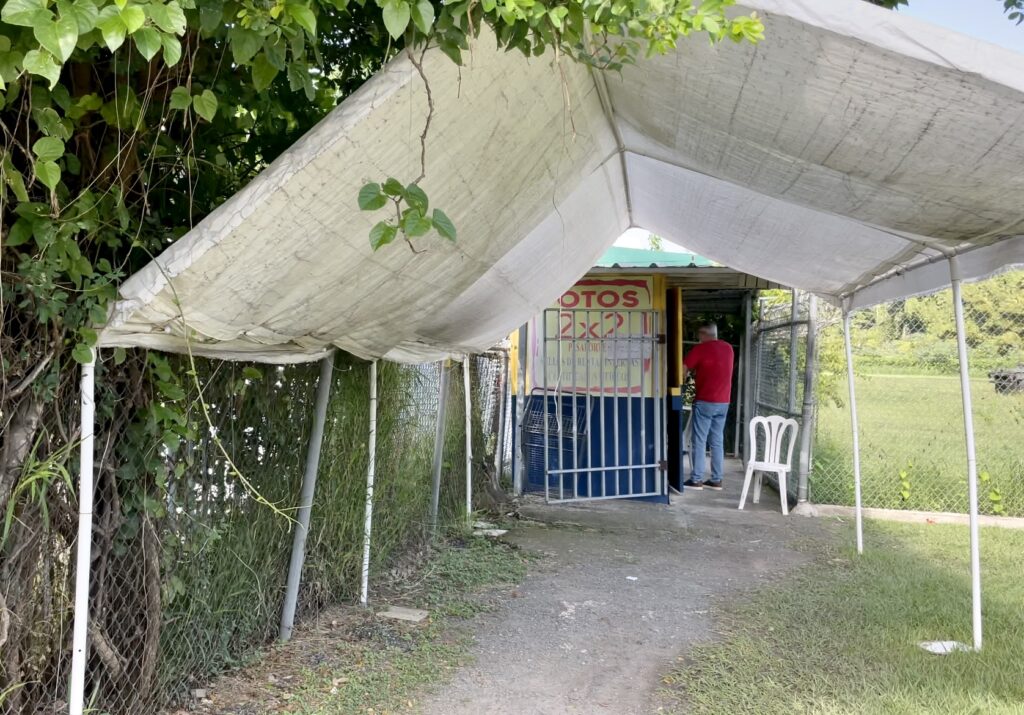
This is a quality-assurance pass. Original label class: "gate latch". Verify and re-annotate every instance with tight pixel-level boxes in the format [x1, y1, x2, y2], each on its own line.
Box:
[656, 334, 667, 344]
[658, 460, 668, 471]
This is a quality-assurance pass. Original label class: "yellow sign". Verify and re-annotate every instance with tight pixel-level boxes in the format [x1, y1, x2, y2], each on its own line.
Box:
[530, 277, 659, 397]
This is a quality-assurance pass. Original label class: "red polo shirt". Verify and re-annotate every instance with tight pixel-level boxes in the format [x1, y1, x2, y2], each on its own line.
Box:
[684, 340, 735, 404]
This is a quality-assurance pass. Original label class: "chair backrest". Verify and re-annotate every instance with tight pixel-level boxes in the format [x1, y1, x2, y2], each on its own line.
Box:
[748, 415, 799, 469]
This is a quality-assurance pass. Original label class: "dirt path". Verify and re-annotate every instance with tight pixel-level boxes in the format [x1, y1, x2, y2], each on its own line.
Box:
[418, 463, 834, 715]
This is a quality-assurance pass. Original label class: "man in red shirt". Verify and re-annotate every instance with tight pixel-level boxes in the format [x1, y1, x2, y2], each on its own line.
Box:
[681, 323, 735, 490]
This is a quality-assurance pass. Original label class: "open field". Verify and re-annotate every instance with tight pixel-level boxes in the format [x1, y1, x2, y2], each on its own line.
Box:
[813, 372, 1024, 516]
[661, 520, 1024, 715]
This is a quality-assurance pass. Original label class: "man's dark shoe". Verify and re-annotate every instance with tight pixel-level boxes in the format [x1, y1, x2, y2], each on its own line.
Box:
[682, 479, 704, 490]
[704, 480, 724, 491]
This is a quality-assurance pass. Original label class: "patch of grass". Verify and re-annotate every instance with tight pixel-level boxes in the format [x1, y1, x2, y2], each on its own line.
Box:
[291, 535, 531, 714]
[814, 373, 1024, 516]
[660, 520, 1024, 715]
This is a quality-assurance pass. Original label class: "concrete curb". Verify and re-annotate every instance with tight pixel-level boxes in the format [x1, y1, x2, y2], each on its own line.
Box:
[793, 502, 1024, 530]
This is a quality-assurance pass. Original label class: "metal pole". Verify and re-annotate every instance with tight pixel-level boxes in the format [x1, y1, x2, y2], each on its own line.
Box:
[950, 256, 983, 651]
[843, 313, 864, 555]
[429, 361, 449, 534]
[796, 294, 818, 503]
[280, 353, 334, 640]
[463, 357, 473, 524]
[69, 350, 96, 715]
[360, 360, 378, 606]
[514, 325, 527, 495]
[494, 350, 508, 486]
[788, 289, 800, 413]
[732, 340, 744, 458]
[742, 292, 754, 464]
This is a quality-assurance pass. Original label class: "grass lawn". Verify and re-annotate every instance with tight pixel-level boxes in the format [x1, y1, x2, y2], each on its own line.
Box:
[660, 520, 1024, 715]
[813, 372, 1024, 516]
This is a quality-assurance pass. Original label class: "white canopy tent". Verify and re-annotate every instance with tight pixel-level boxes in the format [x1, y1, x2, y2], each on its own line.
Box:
[69, 1, 1024, 711]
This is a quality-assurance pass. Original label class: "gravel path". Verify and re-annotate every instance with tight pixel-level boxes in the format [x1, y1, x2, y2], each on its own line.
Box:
[418, 463, 833, 715]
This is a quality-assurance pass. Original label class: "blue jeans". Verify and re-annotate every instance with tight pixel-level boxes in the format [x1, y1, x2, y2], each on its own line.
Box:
[691, 401, 729, 483]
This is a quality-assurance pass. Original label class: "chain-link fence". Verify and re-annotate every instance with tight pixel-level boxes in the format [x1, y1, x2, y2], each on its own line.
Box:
[0, 351, 509, 715]
[812, 269, 1024, 517]
[751, 291, 810, 502]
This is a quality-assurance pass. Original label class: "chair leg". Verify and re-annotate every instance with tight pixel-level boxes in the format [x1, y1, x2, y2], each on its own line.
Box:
[738, 464, 754, 510]
[778, 470, 789, 516]
[753, 471, 762, 504]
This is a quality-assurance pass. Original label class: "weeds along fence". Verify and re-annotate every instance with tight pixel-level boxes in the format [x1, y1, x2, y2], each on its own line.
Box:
[812, 269, 1024, 517]
[0, 352, 509, 715]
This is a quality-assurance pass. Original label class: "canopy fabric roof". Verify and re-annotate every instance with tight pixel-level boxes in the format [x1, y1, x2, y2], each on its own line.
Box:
[99, 0, 1024, 364]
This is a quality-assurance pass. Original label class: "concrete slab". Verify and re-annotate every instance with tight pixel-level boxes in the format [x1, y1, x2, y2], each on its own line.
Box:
[376, 606, 429, 623]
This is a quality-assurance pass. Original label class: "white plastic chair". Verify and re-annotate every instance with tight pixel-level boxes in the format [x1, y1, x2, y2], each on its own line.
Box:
[739, 416, 799, 515]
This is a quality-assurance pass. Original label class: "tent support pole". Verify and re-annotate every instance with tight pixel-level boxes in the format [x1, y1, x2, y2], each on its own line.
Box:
[796, 294, 817, 504]
[360, 360, 379, 606]
[949, 256, 983, 651]
[280, 353, 334, 641]
[463, 357, 473, 525]
[429, 361, 449, 535]
[69, 350, 96, 715]
[843, 312, 864, 555]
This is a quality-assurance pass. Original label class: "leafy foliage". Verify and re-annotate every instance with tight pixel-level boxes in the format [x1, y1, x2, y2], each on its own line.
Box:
[359, 178, 455, 251]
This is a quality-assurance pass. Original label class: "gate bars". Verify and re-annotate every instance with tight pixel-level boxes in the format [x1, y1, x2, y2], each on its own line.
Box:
[540, 308, 664, 503]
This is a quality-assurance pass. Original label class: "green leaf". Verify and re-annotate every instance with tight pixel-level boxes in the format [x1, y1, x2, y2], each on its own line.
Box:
[403, 209, 432, 237]
[405, 183, 428, 213]
[147, 1, 186, 34]
[369, 221, 398, 250]
[161, 33, 181, 65]
[411, 0, 434, 33]
[96, 14, 127, 50]
[36, 160, 61, 189]
[264, 37, 287, 70]
[358, 182, 387, 211]
[1, 155, 29, 202]
[6, 218, 34, 247]
[286, 3, 317, 36]
[169, 85, 191, 109]
[382, 0, 411, 40]
[113, 346, 127, 365]
[22, 49, 61, 89]
[119, 4, 145, 31]
[432, 208, 456, 241]
[242, 366, 263, 380]
[33, 136, 65, 161]
[228, 26, 262, 64]
[2, 0, 49, 27]
[381, 177, 404, 197]
[70, 0, 100, 32]
[79, 326, 98, 345]
[251, 52, 279, 91]
[35, 14, 80, 62]
[132, 26, 160, 60]
[199, 0, 222, 32]
[71, 343, 94, 364]
[192, 89, 217, 121]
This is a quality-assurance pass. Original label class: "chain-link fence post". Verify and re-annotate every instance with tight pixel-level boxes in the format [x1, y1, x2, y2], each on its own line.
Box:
[797, 294, 818, 503]
[280, 353, 334, 641]
[429, 361, 449, 535]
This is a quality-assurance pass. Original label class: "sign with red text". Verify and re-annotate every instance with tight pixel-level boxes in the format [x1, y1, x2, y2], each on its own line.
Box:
[530, 277, 657, 396]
